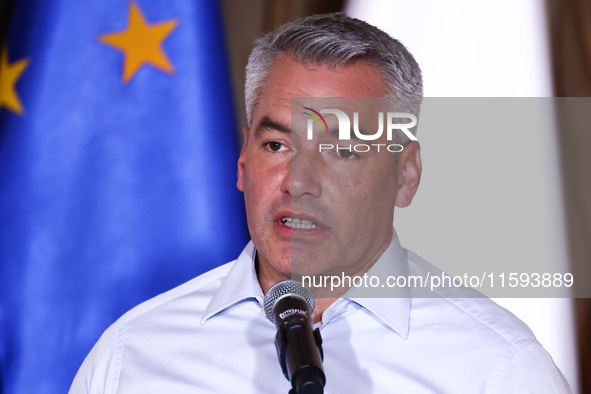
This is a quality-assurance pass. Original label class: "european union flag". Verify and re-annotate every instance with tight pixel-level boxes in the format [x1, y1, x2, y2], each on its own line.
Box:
[0, 1, 249, 392]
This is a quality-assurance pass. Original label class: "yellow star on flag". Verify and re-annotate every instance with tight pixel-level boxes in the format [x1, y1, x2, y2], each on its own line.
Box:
[99, 1, 178, 83]
[0, 45, 29, 115]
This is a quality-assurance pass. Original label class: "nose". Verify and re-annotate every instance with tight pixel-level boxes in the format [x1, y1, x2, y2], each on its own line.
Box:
[280, 150, 322, 199]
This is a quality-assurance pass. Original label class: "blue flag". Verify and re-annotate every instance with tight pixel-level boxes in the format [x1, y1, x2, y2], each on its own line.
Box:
[0, 1, 249, 392]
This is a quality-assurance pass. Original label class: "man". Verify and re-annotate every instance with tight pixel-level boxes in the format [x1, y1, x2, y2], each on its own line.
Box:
[70, 13, 571, 393]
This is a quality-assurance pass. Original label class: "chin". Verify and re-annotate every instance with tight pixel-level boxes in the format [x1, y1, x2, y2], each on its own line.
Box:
[289, 259, 333, 279]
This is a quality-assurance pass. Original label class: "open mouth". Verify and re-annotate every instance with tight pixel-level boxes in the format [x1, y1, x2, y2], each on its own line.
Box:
[281, 217, 318, 229]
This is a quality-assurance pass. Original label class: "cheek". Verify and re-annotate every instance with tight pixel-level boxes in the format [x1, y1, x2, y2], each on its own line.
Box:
[243, 164, 279, 206]
[327, 177, 373, 222]
[349, 173, 396, 220]
[243, 176, 262, 207]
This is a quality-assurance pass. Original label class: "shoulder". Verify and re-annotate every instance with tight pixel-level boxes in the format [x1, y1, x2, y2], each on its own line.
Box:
[405, 248, 535, 347]
[121, 260, 234, 323]
[69, 260, 237, 393]
[404, 249, 571, 392]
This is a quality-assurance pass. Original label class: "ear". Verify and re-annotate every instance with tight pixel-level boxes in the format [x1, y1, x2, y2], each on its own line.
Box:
[394, 141, 422, 208]
[236, 126, 249, 192]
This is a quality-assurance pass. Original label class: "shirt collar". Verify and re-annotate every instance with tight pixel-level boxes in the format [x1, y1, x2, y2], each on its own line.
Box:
[201, 232, 411, 339]
[343, 230, 411, 339]
[201, 241, 264, 325]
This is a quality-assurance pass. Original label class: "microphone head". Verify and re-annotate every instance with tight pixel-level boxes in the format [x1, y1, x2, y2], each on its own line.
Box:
[264, 279, 315, 323]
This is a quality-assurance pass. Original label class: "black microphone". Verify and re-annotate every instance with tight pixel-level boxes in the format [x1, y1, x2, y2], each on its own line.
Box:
[263, 280, 326, 394]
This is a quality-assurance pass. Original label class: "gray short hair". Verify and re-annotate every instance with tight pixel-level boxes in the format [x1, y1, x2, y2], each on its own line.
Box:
[245, 12, 423, 139]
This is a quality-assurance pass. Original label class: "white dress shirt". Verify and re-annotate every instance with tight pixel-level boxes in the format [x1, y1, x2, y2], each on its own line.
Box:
[70, 232, 571, 393]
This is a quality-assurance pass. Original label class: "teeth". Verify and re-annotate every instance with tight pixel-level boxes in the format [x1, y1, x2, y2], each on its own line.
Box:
[281, 217, 318, 229]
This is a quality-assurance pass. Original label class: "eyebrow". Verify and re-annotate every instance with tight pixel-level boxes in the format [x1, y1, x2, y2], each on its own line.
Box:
[254, 116, 291, 137]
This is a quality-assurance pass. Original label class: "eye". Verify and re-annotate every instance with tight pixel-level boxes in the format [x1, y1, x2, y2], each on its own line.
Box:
[264, 141, 287, 152]
[337, 148, 357, 160]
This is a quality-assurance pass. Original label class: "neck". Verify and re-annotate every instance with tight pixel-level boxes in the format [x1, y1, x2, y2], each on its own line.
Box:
[256, 253, 339, 323]
[256, 234, 393, 323]
[257, 264, 342, 324]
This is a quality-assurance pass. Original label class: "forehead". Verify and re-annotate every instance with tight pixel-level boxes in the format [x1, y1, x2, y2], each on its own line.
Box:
[252, 55, 386, 126]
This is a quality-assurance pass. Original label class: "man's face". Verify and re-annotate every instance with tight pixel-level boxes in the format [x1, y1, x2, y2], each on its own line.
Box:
[237, 55, 421, 291]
